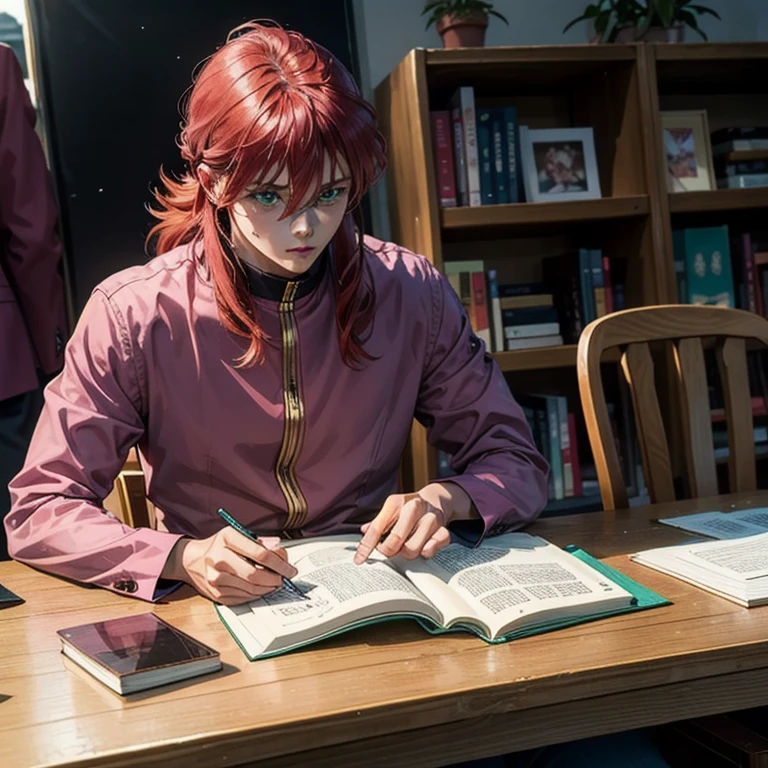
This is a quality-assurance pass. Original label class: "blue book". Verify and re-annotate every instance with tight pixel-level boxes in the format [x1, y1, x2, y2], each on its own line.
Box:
[476, 109, 495, 205]
[490, 108, 509, 204]
[578, 248, 595, 323]
[503, 106, 519, 203]
[673, 226, 735, 307]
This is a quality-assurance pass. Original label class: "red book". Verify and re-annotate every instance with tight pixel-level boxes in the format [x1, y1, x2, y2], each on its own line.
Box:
[430, 111, 457, 208]
[471, 270, 491, 350]
[567, 412, 583, 497]
[602, 256, 614, 315]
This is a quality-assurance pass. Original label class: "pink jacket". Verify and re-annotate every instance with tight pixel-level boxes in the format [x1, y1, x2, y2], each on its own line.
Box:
[0, 44, 67, 400]
[6, 236, 549, 600]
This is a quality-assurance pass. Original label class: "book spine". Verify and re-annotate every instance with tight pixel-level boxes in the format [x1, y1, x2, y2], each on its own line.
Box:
[458, 87, 482, 207]
[477, 109, 495, 205]
[487, 269, 504, 353]
[471, 270, 492, 349]
[579, 248, 595, 323]
[591, 249, 606, 318]
[505, 334, 563, 350]
[602, 256, 614, 315]
[451, 107, 468, 206]
[490, 108, 508, 204]
[504, 322, 561, 339]
[557, 397, 574, 497]
[742, 232, 757, 313]
[430, 111, 457, 208]
[500, 294, 553, 309]
[546, 397, 564, 501]
[503, 106, 519, 203]
[502, 306, 559, 325]
[567, 412, 583, 497]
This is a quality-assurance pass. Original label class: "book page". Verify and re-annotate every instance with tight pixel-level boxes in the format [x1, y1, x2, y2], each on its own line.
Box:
[676, 533, 768, 580]
[222, 536, 442, 656]
[399, 533, 632, 639]
[658, 509, 768, 539]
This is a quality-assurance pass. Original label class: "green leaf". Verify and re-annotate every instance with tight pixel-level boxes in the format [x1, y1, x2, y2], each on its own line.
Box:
[679, 8, 709, 39]
[688, 5, 722, 19]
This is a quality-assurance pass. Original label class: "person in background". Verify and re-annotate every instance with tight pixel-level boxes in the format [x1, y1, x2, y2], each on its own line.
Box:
[0, 43, 67, 559]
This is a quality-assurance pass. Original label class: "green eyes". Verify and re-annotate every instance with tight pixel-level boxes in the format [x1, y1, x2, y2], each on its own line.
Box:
[249, 186, 346, 208]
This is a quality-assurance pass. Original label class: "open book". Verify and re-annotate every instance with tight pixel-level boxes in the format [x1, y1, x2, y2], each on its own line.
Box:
[216, 533, 663, 660]
[632, 531, 768, 608]
[657, 508, 768, 540]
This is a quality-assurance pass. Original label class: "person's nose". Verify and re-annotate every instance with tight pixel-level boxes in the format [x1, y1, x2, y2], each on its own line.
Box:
[291, 208, 316, 240]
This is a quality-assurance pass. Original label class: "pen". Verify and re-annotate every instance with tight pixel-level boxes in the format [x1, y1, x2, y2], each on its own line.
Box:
[216, 508, 307, 599]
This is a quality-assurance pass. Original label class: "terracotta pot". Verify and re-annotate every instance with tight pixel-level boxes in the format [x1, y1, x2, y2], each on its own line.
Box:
[614, 24, 685, 43]
[436, 11, 488, 48]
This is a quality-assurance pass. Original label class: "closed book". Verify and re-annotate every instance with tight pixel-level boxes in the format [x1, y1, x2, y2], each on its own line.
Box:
[673, 226, 735, 307]
[502, 306, 559, 326]
[430, 111, 457, 208]
[717, 174, 768, 189]
[500, 294, 553, 309]
[451, 87, 481, 207]
[503, 106, 519, 203]
[504, 322, 560, 339]
[477, 109, 495, 204]
[505, 334, 563, 350]
[486, 269, 504, 353]
[498, 282, 548, 297]
[57, 613, 222, 695]
[451, 107, 468, 205]
[0, 582, 24, 608]
[490, 108, 508, 204]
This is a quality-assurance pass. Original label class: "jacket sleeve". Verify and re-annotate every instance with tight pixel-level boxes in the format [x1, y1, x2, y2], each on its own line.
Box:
[0, 45, 67, 374]
[416, 269, 550, 542]
[5, 289, 183, 601]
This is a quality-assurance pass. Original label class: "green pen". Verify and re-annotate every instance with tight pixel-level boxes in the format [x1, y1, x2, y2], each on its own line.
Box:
[217, 508, 307, 599]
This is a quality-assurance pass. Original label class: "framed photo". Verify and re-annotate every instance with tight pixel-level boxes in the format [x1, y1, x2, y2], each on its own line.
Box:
[519, 126, 602, 203]
[660, 110, 715, 193]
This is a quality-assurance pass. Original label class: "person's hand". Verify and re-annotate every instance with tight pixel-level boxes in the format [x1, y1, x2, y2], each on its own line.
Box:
[163, 528, 298, 605]
[353, 492, 452, 564]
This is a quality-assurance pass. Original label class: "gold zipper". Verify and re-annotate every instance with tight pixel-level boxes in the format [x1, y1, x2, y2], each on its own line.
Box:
[275, 281, 308, 533]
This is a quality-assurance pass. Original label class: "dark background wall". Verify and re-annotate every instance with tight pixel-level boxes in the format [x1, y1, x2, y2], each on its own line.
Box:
[27, 0, 360, 314]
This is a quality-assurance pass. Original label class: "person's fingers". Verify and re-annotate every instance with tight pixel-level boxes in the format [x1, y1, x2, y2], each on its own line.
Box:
[354, 497, 400, 564]
[377, 497, 425, 558]
[399, 512, 443, 560]
[222, 527, 297, 578]
[420, 527, 452, 559]
[203, 569, 281, 604]
[211, 552, 283, 590]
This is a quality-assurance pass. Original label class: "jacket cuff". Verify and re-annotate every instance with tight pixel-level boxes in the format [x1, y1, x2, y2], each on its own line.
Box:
[99, 529, 186, 602]
[436, 474, 542, 545]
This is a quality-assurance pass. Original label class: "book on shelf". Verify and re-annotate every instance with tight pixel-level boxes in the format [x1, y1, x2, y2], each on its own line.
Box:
[631, 531, 768, 608]
[711, 126, 768, 155]
[430, 110, 457, 208]
[444, 260, 492, 351]
[505, 334, 563, 351]
[57, 613, 222, 695]
[216, 532, 668, 661]
[657, 508, 768, 540]
[673, 226, 735, 307]
[451, 87, 481, 207]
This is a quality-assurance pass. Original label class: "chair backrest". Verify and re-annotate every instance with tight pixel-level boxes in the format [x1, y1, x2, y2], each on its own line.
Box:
[102, 447, 153, 528]
[577, 305, 768, 510]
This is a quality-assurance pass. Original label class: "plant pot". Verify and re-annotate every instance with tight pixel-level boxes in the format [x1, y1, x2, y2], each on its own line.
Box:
[614, 24, 685, 43]
[436, 11, 488, 48]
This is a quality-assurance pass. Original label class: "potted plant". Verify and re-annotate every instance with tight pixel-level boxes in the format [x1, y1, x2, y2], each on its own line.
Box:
[563, 0, 721, 43]
[422, 0, 509, 48]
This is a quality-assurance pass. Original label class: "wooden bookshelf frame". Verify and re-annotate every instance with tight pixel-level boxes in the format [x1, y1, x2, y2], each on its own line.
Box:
[375, 41, 768, 493]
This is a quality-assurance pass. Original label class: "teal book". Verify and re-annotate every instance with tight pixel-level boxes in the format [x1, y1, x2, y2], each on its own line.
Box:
[476, 109, 495, 204]
[216, 533, 670, 661]
[673, 226, 736, 307]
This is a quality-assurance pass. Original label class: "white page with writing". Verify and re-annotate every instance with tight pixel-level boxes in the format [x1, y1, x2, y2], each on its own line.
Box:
[658, 509, 768, 539]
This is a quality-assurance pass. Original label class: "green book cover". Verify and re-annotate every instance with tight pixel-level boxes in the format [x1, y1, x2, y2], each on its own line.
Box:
[674, 226, 735, 307]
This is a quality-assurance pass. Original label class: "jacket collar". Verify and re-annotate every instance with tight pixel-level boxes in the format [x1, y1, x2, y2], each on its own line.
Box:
[241, 250, 328, 302]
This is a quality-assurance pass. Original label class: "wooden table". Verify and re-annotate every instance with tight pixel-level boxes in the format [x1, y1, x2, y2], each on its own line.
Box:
[3, 491, 768, 768]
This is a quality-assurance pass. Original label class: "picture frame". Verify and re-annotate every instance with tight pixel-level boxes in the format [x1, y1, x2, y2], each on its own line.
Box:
[519, 126, 602, 203]
[660, 110, 716, 193]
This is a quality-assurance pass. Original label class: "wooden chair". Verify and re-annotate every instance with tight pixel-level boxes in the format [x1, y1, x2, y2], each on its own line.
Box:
[577, 305, 768, 511]
[102, 447, 154, 528]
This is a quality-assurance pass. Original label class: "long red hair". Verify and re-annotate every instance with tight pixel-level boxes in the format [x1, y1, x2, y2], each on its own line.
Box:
[147, 21, 386, 367]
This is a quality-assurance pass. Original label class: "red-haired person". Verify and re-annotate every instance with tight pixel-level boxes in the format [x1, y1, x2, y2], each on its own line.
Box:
[5, 23, 670, 768]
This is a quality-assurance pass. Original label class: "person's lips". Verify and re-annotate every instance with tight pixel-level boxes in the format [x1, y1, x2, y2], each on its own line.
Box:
[287, 246, 315, 253]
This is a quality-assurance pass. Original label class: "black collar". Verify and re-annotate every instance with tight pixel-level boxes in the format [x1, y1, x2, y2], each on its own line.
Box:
[241, 250, 328, 302]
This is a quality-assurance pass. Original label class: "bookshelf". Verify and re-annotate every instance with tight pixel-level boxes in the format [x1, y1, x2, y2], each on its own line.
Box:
[375, 41, 768, 504]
